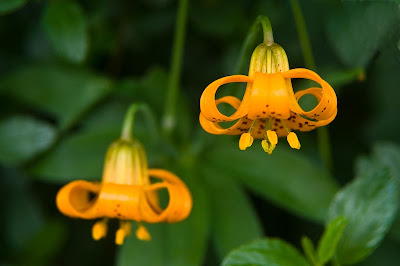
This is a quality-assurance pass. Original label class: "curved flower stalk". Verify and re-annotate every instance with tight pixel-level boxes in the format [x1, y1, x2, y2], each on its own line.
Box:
[199, 24, 337, 154]
[56, 104, 192, 245]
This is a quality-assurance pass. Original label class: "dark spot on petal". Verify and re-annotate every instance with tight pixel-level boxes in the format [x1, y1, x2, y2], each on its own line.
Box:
[271, 112, 275, 114]
[262, 111, 266, 114]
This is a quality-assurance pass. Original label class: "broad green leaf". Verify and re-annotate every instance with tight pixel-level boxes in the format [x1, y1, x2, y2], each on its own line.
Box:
[29, 101, 161, 183]
[301, 236, 318, 266]
[0, 65, 112, 130]
[20, 220, 67, 266]
[323, 68, 365, 92]
[369, 143, 400, 241]
[43, 0, 88, 62]
[0, 115, 56, 165]
[317, 216, 348, 264]
[205, 139, 338, 222]
[371, 142, 400, 180]
[117, 170, 209, 266]
[0, 169, 44, 250]
[365, 41, 400, 141]
[326, 2, 399, 67]
[30, 127, 117, 182]
[203, 166, 263, 259]
[222, 238, 310, 266]
[327, 164, 399, 265]
[117, 224, 165, 266]
[0, 0, 27, 14]
[115, 67, 168, 115]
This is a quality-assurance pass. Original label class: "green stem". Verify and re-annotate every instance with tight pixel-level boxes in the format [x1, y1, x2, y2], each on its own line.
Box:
[162, 0, 189, 135]
[290, 0, 316, 70]
[290, 0, 332, 171]
[235, 15, 274, 75]
[121, 103, 159, 141]
[259, 16, 274, 46]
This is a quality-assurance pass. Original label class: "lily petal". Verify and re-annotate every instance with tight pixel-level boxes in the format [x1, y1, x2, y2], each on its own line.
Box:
[200, 75, 252, 122]
[283, 68, 337, 120]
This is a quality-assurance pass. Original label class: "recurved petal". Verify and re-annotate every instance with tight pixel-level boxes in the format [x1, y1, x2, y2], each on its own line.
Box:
[200, 75, 252, 122]
[283, 68, 337, 121]
[199, 96, 253, 135]
[286, 110, 337, 132]
[56, 180, 101, 219]
[145, 169, 192, 223]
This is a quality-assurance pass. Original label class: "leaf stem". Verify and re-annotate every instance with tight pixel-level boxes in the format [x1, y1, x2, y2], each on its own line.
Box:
[162, 0, 189, 135]
[290, 0, 332, 171]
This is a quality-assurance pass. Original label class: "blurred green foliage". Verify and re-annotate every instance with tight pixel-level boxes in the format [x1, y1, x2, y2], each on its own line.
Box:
[0, 0, 400, 266]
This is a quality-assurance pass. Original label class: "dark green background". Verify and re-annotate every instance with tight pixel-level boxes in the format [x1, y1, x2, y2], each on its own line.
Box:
[0, 0, 399, 265]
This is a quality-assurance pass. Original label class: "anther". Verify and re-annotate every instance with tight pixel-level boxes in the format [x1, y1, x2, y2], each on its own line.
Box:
[115, 220, 132, 245]
[92, 219, 108, 241]
[136, 223, 151, 241]
[287, 132, 301, 150]
[239, 119, 257, 150]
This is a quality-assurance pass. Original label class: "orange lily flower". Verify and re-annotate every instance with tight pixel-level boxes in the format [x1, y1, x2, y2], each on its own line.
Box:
[56, 105, 192, 245]
[199, 42, 337, 153]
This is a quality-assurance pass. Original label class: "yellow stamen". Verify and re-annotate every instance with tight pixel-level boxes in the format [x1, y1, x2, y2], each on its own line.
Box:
[261, 139, 275, 155]
[136, 224, 151, 241]
[239, 133, 254, 150]
[92, 219, 108, 240]
[287, 132, 301, 149]
[239, 119, 257, 150]
[115, 221, 132, 245]
[266, 130, 278, 145]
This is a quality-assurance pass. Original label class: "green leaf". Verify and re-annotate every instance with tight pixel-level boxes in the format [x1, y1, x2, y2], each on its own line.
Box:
[43, 0, 88, 62]
[371, 142, 400, 181]
[30, 127, 117, 182]
[0, 0, 27, 14]
[20, 220, 67, 266]
[29, 100, 162, 183]
[317, 216, 348, 265]
[116, 170, 210, 266]
[205, 139, 338, 222]
[0, 115, 56, 165]
[222, 238, 310, 266]
[301, 236, 318, 266]
[326, 2, 399, 67]
[0, 169, 44, 250]
[327, 164, 399, 265]
[0, 65, 112, 130]
[117, 224, 165, 266]
[203, 166, 263, 259]
[115, 67, 168, 115]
